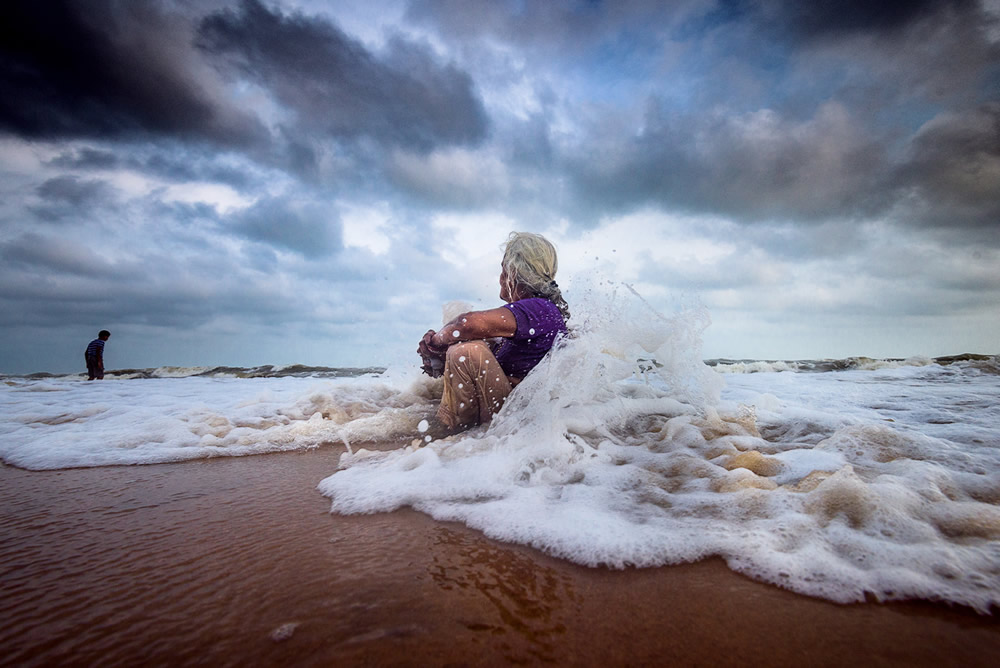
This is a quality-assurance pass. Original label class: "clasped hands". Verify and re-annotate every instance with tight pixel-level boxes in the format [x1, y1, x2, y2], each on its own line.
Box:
[418, 329, 447, 377]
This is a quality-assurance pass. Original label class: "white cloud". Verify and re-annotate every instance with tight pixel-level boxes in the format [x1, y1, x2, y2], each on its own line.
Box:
[430, 212, 518, 302]
[341, 202, 392, 254]
[552, 210, 739, 283]
[388, 147, 510, 206]
[0, 138, 50, 173]
[161, 182, 255, 213]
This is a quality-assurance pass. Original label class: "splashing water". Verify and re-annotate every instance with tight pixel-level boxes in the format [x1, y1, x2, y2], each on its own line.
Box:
[320, 285, 1000, 613]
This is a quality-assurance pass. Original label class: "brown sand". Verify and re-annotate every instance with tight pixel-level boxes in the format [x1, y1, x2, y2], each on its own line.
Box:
[1, 446, 998, 667]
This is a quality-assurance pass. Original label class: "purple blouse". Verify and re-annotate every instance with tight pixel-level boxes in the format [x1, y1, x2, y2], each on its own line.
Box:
[493, 298, 567, 378]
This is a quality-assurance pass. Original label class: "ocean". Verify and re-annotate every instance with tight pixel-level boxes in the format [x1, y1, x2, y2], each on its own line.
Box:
[2, 296, 998, 616]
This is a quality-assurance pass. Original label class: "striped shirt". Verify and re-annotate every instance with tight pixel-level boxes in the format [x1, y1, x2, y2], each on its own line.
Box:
[85, 338, 105, 359]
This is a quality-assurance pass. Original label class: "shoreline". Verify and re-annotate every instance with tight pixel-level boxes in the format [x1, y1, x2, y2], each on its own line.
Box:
[1, 447, 998, 666]
[3, 351, 996, 380]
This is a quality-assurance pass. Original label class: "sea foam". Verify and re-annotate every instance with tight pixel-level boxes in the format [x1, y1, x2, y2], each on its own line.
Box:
[319, 288, 1000, 613]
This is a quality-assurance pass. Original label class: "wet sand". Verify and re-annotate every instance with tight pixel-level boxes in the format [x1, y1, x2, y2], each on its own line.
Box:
[1, 446, 998, 667]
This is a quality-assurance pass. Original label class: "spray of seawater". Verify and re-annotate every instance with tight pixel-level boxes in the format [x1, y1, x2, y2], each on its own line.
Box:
[321, 285, 1000, 614]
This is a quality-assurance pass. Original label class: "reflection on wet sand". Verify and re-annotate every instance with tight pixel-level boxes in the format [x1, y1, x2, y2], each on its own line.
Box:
[430, 526, 577, 662]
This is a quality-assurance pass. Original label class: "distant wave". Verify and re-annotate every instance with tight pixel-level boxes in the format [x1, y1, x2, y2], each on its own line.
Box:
[707, 353, 998, 374]
[7, 364, 387, 381]
[4, 354, 996, 380]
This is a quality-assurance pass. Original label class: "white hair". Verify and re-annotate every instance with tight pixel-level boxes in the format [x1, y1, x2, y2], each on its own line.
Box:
[502, 232, 570, 321]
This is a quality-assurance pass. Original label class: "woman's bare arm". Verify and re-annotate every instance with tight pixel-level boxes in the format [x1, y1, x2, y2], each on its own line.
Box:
[430, 307, 517, 348]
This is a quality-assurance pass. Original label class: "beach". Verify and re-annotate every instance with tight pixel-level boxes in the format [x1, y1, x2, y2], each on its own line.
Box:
[3, 446, 998, 667]
[3, 0, 997, 662]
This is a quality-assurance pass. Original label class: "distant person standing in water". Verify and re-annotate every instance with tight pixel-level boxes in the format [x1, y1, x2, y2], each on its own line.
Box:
[418, 232, 570, 432]
[85, 330, 110, 380]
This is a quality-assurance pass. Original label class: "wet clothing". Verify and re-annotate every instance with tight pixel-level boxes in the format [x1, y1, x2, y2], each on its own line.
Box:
[438, 298, 566, 428]
[493, 298, 568, 379]
[85, 338, 105, 380]
[437, 341, 513, 430]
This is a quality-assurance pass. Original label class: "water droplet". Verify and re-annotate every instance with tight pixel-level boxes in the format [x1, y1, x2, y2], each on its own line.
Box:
[459, 402, 465, 408]
[529, 328, 535, 335]
[452, 330, 460, 337]
[424, 435, 432, 442]
[458, 383, 464, 389]
[459, 356, 466, 362]
[417, 419, 429, 433]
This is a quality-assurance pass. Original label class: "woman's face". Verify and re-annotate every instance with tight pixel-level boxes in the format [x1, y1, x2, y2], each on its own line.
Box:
[499, 265, 511, 302]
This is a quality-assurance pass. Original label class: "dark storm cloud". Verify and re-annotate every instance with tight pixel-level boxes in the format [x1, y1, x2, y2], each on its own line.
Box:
[168, 158, 252, 188]
[197, 0, 489, 151]
[406, 0, 998, 234]
[152, 197, 223, 222]
[777, 0, 999, 111]
[565, 101, 891, 225]
[0, 267, 297, 329]
[29, 175, 119, 223]
[226, 196, 342, 258]
[406, 0, 693, 55]
[49, 145, 258, 191]
[542, 1, 998, 233]
[761, 0, 979, 40]
[564, 97, 999, 232]
[0, 0, 262, 144]
[895, 103, 1000, 229]
[0, 227, 306, 331]
[36, 176, 115, 208]
[48, 148, 121, 170]
[0, 233, 111, 278]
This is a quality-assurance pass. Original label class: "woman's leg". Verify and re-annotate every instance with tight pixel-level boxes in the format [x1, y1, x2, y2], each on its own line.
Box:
[437, 341, 513, 430]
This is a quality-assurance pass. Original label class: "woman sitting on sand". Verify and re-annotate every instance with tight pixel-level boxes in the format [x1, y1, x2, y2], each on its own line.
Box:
[418, 232, 570, 432]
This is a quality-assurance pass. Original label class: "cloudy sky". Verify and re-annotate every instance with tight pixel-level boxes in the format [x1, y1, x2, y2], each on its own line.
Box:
[1, 0, 998, 374]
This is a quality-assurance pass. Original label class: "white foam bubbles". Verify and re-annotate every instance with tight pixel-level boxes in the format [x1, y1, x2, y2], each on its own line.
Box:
[320, 287, 1000, 612]
[0, 371, 440, 470]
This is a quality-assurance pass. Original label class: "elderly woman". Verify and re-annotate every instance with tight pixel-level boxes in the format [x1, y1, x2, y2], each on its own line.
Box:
[418, 232, 570, 432]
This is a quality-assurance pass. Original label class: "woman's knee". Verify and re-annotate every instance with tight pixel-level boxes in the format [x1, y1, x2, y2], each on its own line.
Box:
[446, 340, 490, 366]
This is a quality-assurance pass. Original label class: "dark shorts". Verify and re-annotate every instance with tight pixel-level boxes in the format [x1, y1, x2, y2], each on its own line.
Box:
[86, 356, 104, 380]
